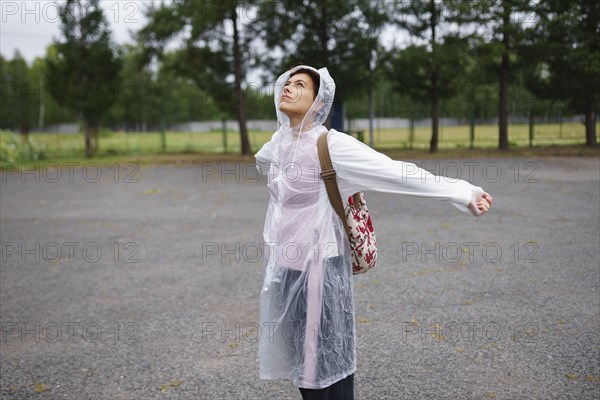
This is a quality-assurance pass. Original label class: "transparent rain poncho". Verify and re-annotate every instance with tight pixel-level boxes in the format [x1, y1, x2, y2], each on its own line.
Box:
[255, 65, 486, 389]
[255, 65, 355, 389]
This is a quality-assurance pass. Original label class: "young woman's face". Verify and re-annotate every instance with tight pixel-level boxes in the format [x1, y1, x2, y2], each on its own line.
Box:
[279, 73, 317, 122]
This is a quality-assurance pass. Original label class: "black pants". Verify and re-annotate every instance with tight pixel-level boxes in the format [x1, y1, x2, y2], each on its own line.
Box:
[298, 373, 354, 400]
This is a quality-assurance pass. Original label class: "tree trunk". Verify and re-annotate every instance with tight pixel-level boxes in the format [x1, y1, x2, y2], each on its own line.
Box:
[429, 0, 438, 153]
[19, 121, 30, 144]
[85, 124, 92, 158]
[232, 5, 250, 156]
[498, 1, 510, 150]
[430, 70, 439, 153]
[585, 98, 597, 146]
[92, 126, 99, 155]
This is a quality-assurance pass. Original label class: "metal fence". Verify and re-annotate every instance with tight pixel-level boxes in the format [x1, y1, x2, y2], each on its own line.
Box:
[3, 116, 597, 159]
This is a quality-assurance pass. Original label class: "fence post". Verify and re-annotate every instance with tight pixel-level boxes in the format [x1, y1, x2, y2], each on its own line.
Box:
[470, 115, 475, 149]
[409, 117, 414, 150]
[529, 109, 534, 148]
[222, 118, 228, 153]
[559, 109, 563, 138]
[160, 117, 166, 153]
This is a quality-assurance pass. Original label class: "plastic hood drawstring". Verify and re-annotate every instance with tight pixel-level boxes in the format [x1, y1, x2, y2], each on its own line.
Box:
[290, 99, 318, 167]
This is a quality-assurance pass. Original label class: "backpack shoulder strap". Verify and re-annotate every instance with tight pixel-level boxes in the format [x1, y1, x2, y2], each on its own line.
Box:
[318, 131, 350, 233]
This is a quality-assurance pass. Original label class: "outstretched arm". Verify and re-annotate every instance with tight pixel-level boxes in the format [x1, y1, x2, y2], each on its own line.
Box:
[328, 130, 493, 217]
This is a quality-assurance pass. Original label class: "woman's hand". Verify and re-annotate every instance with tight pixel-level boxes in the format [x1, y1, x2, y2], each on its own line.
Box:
[468, 191, 493, 216]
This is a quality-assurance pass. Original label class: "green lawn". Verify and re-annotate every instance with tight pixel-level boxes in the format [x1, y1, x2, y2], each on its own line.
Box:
[1, 122, 597, 163]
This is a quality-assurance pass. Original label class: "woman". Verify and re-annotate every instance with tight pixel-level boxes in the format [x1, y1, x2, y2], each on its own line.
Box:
[255, 65, 492, 400]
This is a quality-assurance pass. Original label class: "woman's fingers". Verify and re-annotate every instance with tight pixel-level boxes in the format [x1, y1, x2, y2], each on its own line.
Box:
[469, 192, 492, 216]
[478, 198, 490, 213]
[482, 192, 493, 206]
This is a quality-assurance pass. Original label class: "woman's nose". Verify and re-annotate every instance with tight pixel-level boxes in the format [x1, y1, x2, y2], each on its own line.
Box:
[283, 85, 292, 95]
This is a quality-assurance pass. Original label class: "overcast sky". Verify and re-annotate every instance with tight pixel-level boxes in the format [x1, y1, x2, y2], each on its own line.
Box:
[1, 1, 155, 63]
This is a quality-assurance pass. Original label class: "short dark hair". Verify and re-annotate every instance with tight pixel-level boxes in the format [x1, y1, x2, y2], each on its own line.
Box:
[290, 68, 320, 99]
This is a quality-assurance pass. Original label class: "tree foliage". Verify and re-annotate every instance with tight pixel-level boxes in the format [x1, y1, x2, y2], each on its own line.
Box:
[138, 0, 256, 155]
[1, 0, 597, 151]
[519, 0, 599, 145]
[44, 0, 122, 157]
[250, 0, 387, 130]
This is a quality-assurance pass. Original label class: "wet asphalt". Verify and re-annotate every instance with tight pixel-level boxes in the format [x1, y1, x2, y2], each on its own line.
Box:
[0, 156, 598, 399]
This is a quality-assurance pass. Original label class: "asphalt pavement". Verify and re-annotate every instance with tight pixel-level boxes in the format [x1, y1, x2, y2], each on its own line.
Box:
[1, 156, 598, 399]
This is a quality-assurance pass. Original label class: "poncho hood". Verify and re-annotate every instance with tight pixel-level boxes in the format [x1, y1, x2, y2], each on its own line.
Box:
[273, 66, 336, 163]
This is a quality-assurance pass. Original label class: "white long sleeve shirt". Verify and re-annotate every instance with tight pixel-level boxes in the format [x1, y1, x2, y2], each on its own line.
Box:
[256, 128, 484, 215]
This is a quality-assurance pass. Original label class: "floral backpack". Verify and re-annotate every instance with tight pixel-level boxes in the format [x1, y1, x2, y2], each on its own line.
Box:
[317, 131, 378, 274]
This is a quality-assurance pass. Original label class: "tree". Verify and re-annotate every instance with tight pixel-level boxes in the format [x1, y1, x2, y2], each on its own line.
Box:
[520, 0, 599, 146]
[388, 0, 456, 152]
[389, 1, 505, 151]
[138, 0, 255, 156]
[0, 55, 7, 129]
[251, 0, 387, 131]
[45, 0, 122, 158]
[104, 43, 158, 132]
[449, 0, 532, 150]
[383, 34, 476, 138]
[1, 51, 36, 141]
